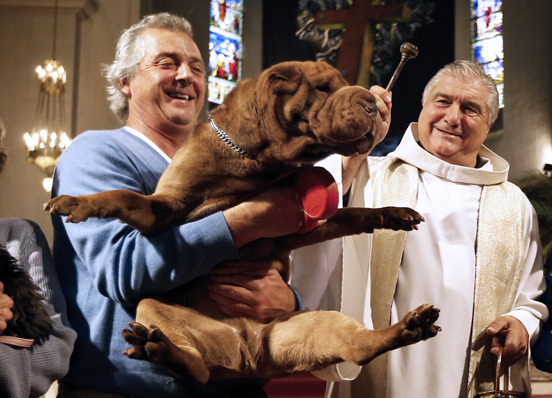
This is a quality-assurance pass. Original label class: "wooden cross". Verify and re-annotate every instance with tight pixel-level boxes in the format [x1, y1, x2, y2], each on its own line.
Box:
[314, 0, 412, 87]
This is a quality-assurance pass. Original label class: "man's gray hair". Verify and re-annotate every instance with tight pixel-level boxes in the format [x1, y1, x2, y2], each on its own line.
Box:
[422, 60, 500, 125]
[104, 13, 194, 122]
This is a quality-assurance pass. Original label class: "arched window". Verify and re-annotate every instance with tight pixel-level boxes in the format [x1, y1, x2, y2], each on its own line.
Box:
[471, 0, 503, 112]
[208, 0, 243, 105]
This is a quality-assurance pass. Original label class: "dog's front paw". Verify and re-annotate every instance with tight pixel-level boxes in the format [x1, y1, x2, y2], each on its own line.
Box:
[376, 206, 425, 231]
[44, 195, 96, 223]
[399, 304, 441, 344]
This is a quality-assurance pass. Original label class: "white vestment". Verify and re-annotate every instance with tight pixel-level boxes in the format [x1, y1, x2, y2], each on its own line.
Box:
[291, 123, 547, 398]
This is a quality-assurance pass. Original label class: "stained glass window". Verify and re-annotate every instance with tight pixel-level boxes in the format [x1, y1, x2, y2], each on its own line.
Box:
[471, 0, 504, 108]
[208, 0, 243, 105]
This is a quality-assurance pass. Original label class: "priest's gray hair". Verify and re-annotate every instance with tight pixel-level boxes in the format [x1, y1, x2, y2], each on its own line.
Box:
[103, 13, 194, 122]
[422, 60, 500, 125]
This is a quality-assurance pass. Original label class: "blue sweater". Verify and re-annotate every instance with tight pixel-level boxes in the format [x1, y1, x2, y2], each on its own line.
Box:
[51, 128, 265, 397]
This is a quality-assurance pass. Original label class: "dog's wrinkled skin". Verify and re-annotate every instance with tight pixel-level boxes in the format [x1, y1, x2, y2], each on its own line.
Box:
[45, 61, 439, 384]
[46, 61, 384, 232]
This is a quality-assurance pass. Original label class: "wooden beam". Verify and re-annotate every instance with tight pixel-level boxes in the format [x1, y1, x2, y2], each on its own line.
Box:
[313, 2, 412, 86]
[314, 3, 412, 28]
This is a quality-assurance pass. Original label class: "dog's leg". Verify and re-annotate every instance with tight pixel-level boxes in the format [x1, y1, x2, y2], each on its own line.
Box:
[125, 297, 266, 384]
[44, 191, 181, 234]
[257, 304, 440, 377]
[277, 206, 424, 251]
[123, 296, 439, 383]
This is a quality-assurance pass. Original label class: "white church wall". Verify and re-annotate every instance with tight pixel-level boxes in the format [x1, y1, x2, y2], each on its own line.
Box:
[0, 0, 140, 243]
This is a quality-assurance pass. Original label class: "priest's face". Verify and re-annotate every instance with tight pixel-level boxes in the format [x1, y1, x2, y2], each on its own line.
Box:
[417, 75, 492, 168]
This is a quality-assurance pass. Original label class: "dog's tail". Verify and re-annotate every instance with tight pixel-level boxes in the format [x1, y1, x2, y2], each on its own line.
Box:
[0, 247, 54, 344]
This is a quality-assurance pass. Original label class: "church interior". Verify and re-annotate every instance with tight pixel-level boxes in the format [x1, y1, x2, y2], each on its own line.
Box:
[0, 0, 551, 396]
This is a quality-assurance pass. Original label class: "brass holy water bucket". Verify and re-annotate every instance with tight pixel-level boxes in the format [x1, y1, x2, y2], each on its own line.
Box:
[474, 347, 526, 398]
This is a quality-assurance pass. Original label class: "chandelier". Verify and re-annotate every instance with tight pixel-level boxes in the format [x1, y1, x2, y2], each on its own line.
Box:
[23, 0, 71, 191]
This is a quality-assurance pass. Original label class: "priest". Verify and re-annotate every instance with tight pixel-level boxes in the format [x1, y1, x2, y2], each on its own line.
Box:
[291, 60, 547, 398]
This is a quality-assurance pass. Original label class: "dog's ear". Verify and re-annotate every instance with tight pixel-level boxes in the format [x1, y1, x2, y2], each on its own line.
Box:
[266, 63, 302, 94]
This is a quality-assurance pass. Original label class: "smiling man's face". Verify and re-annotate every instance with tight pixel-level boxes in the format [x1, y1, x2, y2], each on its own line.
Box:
[121, 28, 206, 136]
[417, 75, 492, 168]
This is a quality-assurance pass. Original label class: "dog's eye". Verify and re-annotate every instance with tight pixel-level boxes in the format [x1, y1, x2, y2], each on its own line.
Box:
[315, 84, 330, 93]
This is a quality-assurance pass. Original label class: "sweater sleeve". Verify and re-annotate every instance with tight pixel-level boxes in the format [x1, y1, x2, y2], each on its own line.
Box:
[0, 219, 77, 398]
[51, 130, 240, 305]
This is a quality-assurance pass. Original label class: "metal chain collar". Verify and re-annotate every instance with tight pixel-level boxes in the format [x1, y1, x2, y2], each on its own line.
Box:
[208, 115, 255, 160]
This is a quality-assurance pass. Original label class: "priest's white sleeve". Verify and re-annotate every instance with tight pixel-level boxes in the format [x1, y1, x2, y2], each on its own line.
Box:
[504, 198, 548, 344]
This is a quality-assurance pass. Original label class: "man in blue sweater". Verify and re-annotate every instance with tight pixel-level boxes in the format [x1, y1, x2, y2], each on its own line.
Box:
[52, 13, 308, 398]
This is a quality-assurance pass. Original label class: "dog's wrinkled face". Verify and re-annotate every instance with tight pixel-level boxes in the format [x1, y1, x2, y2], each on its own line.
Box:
[257, 61, 379, 163]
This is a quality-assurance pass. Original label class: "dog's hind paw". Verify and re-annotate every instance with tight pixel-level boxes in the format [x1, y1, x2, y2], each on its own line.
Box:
[123, 322, 149, 360]
[123, 322, 180, 369]
[122, 322, 211, 385]
[122, 322, 163, 361]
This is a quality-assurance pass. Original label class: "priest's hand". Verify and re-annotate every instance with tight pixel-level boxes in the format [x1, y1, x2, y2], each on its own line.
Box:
[486, 315, 529, 367]
[370, 85, 392, 144]
[208, 265, 296, 323]
[341, 85, 392, 195]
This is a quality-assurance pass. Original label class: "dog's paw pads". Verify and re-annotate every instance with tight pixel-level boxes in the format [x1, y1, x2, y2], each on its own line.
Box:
[400, 304, 441, 343]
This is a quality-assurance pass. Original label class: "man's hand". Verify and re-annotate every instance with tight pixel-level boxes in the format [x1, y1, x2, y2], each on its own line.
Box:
[208, 265, 296, 323]
[486, 315, 529, 367]
[342, 85, 392, 194]
[0, 281, 14, 334]
[223, 187, 303, 248]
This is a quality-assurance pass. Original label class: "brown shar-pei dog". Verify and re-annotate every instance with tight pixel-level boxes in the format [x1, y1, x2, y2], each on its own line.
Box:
[45, 61, 440, 385]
